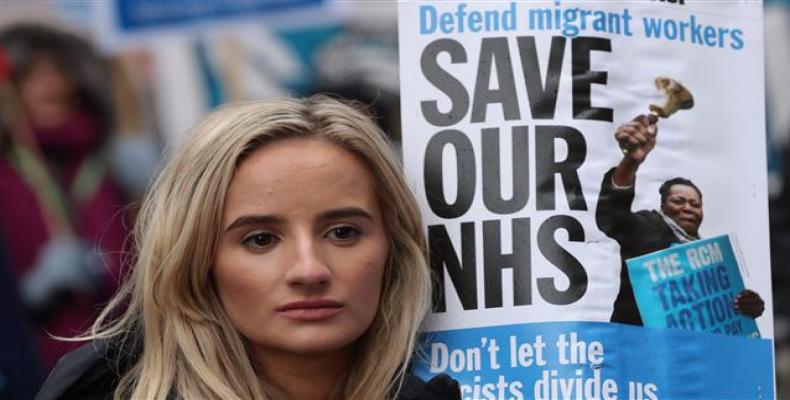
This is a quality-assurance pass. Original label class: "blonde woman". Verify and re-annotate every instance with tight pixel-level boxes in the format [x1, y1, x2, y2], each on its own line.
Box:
[35, 97, 460, 400]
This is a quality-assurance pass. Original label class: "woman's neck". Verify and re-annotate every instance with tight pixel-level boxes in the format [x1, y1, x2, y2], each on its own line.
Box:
[253, 345, 356, 400]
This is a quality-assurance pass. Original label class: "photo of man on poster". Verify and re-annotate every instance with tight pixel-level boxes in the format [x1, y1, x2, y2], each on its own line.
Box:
[596, 114, 765, 326]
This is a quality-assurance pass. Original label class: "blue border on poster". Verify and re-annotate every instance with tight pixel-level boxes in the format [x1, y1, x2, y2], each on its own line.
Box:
[414, 321, 773, 400]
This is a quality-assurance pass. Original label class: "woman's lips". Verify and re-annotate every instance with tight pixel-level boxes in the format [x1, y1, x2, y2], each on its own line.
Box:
[277, 300, 344, 321]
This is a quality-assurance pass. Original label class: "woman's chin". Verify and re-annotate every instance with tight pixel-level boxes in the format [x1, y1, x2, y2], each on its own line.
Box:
[252, 327, 363, 357]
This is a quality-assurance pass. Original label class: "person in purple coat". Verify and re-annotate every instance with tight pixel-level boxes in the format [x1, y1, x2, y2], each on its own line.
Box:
[0, 23, 128, 372]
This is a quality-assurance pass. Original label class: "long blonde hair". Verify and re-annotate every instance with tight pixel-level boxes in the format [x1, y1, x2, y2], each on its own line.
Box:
[87, 96, 431, 399]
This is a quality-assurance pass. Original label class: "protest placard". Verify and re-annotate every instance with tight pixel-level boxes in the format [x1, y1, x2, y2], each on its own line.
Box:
[399, 1, 774, 398]
[627, 234, 760, 338]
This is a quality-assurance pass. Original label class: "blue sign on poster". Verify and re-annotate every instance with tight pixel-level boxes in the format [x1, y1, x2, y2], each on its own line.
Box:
[626, 234, 759, 337]
[115, 0, 323, 32]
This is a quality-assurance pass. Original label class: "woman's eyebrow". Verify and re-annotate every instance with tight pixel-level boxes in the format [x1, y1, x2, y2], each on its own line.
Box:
[318, 207, 373, 222]
[225, 215, 283, 233]
[224, 208, 372, 233]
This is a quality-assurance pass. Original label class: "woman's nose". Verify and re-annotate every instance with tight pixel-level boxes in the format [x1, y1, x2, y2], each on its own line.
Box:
[286, 237, 331, 287]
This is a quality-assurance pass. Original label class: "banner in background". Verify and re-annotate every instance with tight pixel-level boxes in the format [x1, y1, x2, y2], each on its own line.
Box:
[91, 0, 330, 50]
[398, 1, 773, 399]
[113, 0, 322, 32]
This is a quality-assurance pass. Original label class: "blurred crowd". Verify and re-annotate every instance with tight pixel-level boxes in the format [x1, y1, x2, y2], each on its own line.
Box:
[0, 1, 789, 399]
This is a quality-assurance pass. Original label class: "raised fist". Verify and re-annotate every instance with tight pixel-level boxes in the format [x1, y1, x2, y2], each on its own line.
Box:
[615, 114, 658, 164]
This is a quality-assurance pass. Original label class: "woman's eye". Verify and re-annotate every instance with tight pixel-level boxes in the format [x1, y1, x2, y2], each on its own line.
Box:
[327, 226, 360, 241]
[242, 233, 277, 249]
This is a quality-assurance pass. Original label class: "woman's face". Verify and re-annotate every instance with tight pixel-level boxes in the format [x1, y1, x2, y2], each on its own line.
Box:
[19, 54, 76, 128]
[662, 184, 703, 237]
[214, 138, 388, 360]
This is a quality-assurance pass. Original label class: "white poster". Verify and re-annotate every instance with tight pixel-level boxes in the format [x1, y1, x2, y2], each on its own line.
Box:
[399, 1, 773, 399]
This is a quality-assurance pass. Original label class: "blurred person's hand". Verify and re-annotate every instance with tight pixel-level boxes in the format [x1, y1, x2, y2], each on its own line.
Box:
[21, 236, 103, 313]
[108, 134, 160, 198]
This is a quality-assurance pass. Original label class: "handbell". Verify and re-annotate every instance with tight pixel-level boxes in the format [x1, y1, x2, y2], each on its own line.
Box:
[648, 77, 694, 120]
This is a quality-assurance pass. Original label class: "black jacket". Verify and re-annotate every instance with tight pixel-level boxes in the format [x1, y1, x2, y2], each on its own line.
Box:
[35, 338, 460, 400]
[596, 168, 680, 325]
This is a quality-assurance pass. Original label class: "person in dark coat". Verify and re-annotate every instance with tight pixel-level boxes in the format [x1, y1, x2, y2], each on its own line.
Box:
[0, 236, 45, 400]
[36, 97, 460, 400]
[36, 334, 459, 400]
[596, 114, 765, 325]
